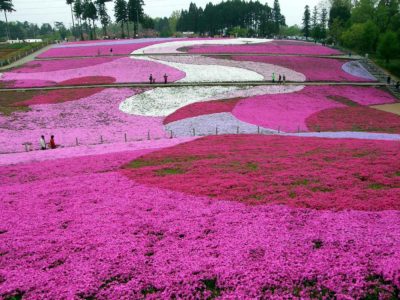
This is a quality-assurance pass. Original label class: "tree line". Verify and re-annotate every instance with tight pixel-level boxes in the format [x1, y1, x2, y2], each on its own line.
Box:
[302, 0, 400, 62]
[176, 0, 286, 37]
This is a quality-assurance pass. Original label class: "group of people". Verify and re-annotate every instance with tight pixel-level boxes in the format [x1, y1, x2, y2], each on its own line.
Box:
[272, 73, 286, 84]
[40, 135, 57, 150]
[149, 74, 169, 84]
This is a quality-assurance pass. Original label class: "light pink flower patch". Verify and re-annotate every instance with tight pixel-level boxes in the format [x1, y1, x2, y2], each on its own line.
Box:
[232, 86, 397, 132]
[11, 57, 119, 73]
[2, 57, 185, 88]
[231, 56, 375, 82]
[0, 88, 167, 153]
[186, 41, 342, 56]
[37, 40, 177, 58]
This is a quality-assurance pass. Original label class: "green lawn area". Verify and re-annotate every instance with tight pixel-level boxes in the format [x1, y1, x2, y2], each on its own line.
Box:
[0, 43, 46, 62]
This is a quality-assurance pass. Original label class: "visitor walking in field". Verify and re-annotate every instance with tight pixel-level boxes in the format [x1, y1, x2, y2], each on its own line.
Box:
[387, 76, 391, 84]
[278, 75, 282, 84]
[49, 135, 57, 149]
[40, 135, 46, 150]
[149, 74, 153, 84]
[272, 73, 275, 83]
[396, 81, 399, 90]
[164, 74, 168, 84]
[110, 48, 113, 56]
[283, 75, 286, 84]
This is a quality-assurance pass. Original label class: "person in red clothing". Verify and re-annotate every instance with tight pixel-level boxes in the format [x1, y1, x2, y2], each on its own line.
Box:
[49, 135, 57, 149]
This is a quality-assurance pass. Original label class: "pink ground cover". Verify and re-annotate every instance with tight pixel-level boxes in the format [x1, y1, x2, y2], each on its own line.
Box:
[2, 57, 185, 88]
[10, 57, 119, 73]
[186, 41, 342, 56]
[306, 106, 400, 133]
[37, 40, 175, 58]
[0, 88, 167, 153]
[231, 56, 374, 82]
[0, 137, 399, 298]
[164, 98, 242, 125]
[232, 86, 397, 132]
[123, 135, 400, 211]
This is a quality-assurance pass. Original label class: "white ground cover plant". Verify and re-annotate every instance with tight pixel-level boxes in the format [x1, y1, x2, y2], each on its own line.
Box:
[135, 55, 264, 82]
[132, 38, 272, 54]
[165, 112, 277, 137]
[153, 55, 306, 82]
[119, 85, 304, 117]
[342, 61, 376, 81]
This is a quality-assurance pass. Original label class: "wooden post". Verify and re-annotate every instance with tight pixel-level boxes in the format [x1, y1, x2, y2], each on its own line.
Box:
[257, 126, 260, 134]
[76, 138, 79, 146]
[124, 133, 127, 142]
[147, 130, 150, 140]
[278, 126, 280, 133]
[193, 128, 196, 136]
[100, 136, 103, 144]
[170, 130, 173, 139]
[216, 127, 218, 135]
[237, 126, 239, 134]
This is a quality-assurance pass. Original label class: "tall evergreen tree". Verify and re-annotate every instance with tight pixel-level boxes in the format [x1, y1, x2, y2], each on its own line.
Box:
[114, 0, 128, 38]
[0, 0, 15, 41]
[96, 0, 111, 37]
[66, 0, 75, 37]
[82, 0, 97, 39]
[127, 0, 144, 38]
[320, 8, 328, 39]
[74, 0, 84, 40]
[302, 5, 311, 39]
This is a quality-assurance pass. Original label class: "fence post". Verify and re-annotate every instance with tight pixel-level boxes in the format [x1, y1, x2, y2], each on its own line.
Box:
[170, 130, 173, 139]
[216, 126, 218, 135]
[76, 137, 79, 146]
[192, 128, 196, 136]
[237, 126, 239, 134]
[147, 130, 150, 140]
[257, 126, 260, 134]
[124, 133, 127, 142]
[100, 135, 103, 144]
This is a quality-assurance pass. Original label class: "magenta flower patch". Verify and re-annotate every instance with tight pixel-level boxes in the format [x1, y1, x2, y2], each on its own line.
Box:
[122, 135, 400, 211]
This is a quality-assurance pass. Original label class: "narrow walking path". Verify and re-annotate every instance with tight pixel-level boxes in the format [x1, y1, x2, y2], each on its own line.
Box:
[33, 52, 361, 61]
[0, 81, 388, 92]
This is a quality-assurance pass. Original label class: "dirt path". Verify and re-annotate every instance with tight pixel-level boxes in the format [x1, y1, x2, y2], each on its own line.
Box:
[33, 52, 361, 61]
[371, 103, 400, 115]
[0, 81, 387, 92]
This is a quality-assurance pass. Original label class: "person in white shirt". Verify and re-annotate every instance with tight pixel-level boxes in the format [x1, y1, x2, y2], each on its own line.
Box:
[40, 135, 46, 150]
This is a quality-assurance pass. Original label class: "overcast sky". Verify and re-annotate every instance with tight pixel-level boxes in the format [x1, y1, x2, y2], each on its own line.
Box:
[4, 0, 323, 27]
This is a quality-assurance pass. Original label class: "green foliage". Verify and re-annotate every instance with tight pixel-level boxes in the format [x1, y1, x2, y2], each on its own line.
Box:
[377, 31, 400, 63]
[302, 5, 311, 38]
[176, 0, 284, 37]
[341, 21, 379, 53]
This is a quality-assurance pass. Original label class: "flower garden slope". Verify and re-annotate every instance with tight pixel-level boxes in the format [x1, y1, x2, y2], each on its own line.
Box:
[1, 137, 399, 298]
[185, 41, 342, 56]
[0, 88, 167, 153]
[2, 57, 185, 88]
[232, 86, 397, 133]
[231, 56, 375, 82]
